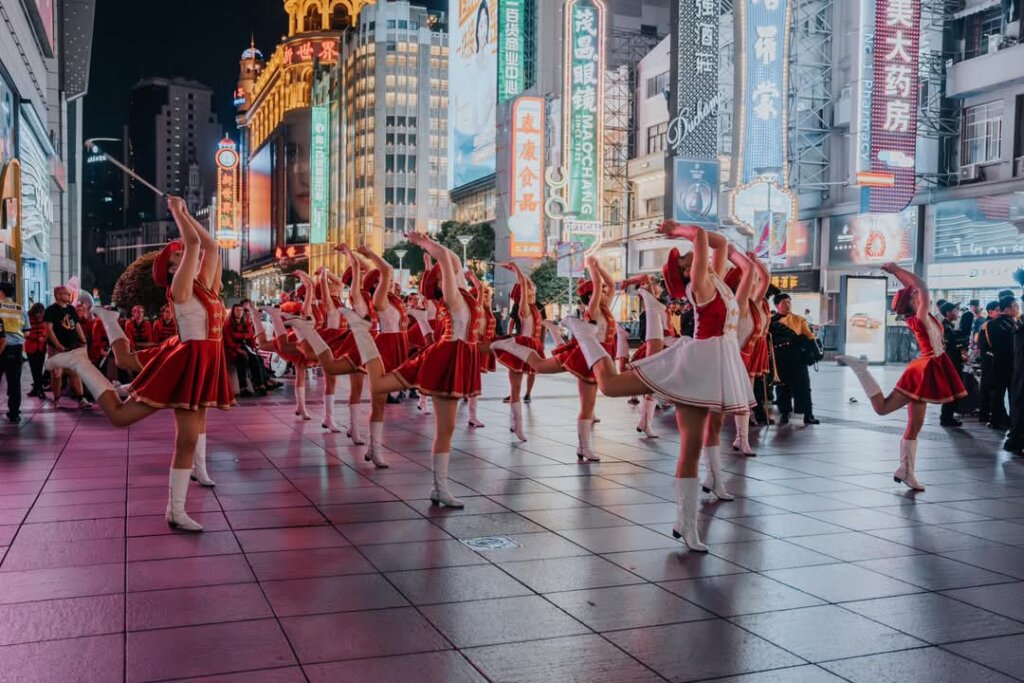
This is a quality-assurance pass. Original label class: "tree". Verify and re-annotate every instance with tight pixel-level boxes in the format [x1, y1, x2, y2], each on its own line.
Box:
[437, 220, 495, 270]
[530, 258, 579, 308]
[111, 252, 166, 315]
[383, 242, 426, 275]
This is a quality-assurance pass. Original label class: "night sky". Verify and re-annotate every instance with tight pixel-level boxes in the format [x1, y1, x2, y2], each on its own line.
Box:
[84, 0, 448, 141]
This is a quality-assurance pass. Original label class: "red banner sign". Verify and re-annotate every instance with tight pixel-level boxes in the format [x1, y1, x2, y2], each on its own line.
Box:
[282, 39, 340, 66]
[866, 0, 921, 213]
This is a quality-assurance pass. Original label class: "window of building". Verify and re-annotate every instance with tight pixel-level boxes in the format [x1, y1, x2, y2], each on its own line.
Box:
[647, 122, 668, 154]
[644, 196, 664, 217]
[387, 19, 396, 29]
[646, 71, 669, 99]
[398, 20, 408, 29]
[962, 101, 1003, 166]
[965, 8, 1004, 59]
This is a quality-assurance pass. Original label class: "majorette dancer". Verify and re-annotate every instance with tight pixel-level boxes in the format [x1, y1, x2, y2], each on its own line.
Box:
[405, 292, 435, 414]
[839, 262, 967, 491]
[551, 222, 755, 551]
[624, 274, 675, 439]
[492, 257, 618, 461]
[294, 232, 481, 506]
[493, 262, 543, 441]
[725, 253, 771, 455]
[467, 269, 494, 428]
[45, 197, 233, 531]
[317, 260, 369, 443]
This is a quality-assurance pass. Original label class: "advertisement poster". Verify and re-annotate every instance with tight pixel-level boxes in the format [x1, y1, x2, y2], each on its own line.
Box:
[756, 218, 816, 270]
[247, 145, 273, 262]
[668, 0, 719, 160]
[829, 209, 917, 266]
[562, 220, 601, 256]
[498, 0, 527, 102]
[0, 78, 13, 165]
[563, 0, 605, 223]
[842, 276, 887, 363]
[284, 111, 311, 243]
[933, 193, 1024, 261]
[449, 0, 498, 189]
[556, 241, 586, 278]
[215, 139, 240, 249]
[509, 96, 545, 258]
[672, 158, 718, 227]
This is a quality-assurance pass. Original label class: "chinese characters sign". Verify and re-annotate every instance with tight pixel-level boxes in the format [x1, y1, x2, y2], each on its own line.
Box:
[865, 0, 920, 213]
[310, 104, 330, 245]
[509, 96, 545, 258]
[282, 39, 340, 66]
[215, 139, 240, 250]
[668, 0, 720, 159]
[498, 0, 527, 102]
[563, 0, 605, 224]
[736, 0, 790, 184]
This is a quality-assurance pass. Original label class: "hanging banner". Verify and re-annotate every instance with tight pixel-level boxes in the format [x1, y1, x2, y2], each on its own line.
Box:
[667, 0, 719, 159]
[672, 158, 719, 227]
[563, 0, 605, 224]
[864, 0, 921, 213]
[509, 96, 546, 258]
[214, 138, 240, 250]
[310, 104, 330, 245]
[498, 0, 527, 102]
[736, 0, 790, 184]
[563, 220, 601, 255]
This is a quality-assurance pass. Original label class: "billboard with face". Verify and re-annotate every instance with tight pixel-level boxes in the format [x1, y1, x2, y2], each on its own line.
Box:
[449, 0, 498, 189]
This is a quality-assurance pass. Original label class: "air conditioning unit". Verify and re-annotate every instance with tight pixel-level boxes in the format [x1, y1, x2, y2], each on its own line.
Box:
[988, 34, 1003, 54]
[960, 164, 981, 182]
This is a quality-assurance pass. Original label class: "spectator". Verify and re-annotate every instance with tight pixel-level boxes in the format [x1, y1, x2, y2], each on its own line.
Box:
[44, 286, 89, 409]
[224, 304, 269, 397]
[939, 302, 965, 427]
[770, 293, 820, 425]
[979, 295, 1019, 430]
[125, 305, 153, 351]
[24, 302, 48, 399]
[0, 282, 24, 423]
[960, 299, 980, 338]
[152, 304, 177, 343]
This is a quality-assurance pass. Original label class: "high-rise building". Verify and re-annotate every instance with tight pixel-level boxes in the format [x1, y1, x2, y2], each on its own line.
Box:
[126, 77, 222, 223]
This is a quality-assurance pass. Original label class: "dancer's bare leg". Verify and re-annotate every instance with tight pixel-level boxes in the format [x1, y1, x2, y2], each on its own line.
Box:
[672, 404, 710, 551]
[591, 357, 652, 397]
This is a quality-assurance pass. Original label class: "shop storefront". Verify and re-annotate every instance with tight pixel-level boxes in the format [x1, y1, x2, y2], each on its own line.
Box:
[18, 104, 55, 305]
[0, 73, 18, 295]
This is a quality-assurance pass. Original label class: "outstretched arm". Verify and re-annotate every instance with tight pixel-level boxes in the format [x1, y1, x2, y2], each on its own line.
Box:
[592, 258, 615, 307]
[358, 246, 393, 313]
[705, 230, 730, 278]
[339, 245, 367, 315]
[168, 197, 201, 305]
[882, 262, 928, 314]
[410, 232, 466, 317]
[659, 221, 713, 304]
[585, 256, 602, 321]
[728, 246, 754, 317]
[177, 202, 222, 293]
[747, 251, 771, 301]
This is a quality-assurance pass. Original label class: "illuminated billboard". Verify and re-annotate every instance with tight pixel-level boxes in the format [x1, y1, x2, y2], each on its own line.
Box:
[756, 218, 816, 270]
[842, 276, 888, 363]
[449, 0, 498, 189]
[509, 96, 545, 258]
[498, 0, 527, 102]
[668, 0, 719, 160]
[829, 209, 917, 266]
[247, 145, 273, 263]
[282, 38, 340, 66]
[563, 0, 605, 224]
[864, 0, 921, 213]
[310, 104, 329, 245]
[215, 138, 240, 249]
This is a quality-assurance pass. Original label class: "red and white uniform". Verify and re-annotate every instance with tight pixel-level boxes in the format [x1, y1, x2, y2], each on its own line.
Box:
[631, 297, 676, 363]
[741, 299, 771, 377]
[553, 303, 616, 383]
[130, 281, 234, 410]
[153, 317, 177, 344]
[478, 306, 497, 372]
[395, 290, 481, 398]
[373, 293, 409, 373]
[894, 312, 967, 403]
[495, 302, 545, 373]
[631, 274, 755, 413]
[406, 306, 433, 354]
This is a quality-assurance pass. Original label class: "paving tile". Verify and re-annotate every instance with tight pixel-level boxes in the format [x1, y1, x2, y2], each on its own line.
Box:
[235, 525, 350, 553]
[498, 555, 646, 593]
[709, 538, 839, 571]
[729, 513, 849, 538]
[761, 563, 923, 602]
[262, 572, 408, 616]
[867, 525, 1003, 553]
[225, 506, 327, 529]
[359, 539, 489, 572]
[305, 652, 486, 683]
[732, 605, 925, 662]
[842, 593, 1024, 644]
[940, 546, 1024, 580]
[336, 518, 450, 545]
[126, 511, 231, 537]
[556, 525, 680, 553]
[661, 572, 826, 617]
[420, 595, 590, 647]
[167, 669, 307, 683]
[1, 537, 125, 571]
[605, 619, 804, 681]
[0, 594, 123, 645]
[126, 530, 241, 562]
[126, 583, 273, 630]
[942, 582, 1024, 621]
[281, 607, 450, 663]
[463, 634, 664, 683]
[15, 518, 125, 543]
[946, 634, 1024, 679]
[546, 583, 714, 631]
[430, 512, 547, 538]
[518, 506, 633, 530]
[704, 666, 846, 683]
[603, 547, 748, 582]
[855, 554, 1015, 591]
[246, 546, 376, 581]
[127, 554, 255, 592]
[127, 619, 296, 682]
[787, 531, 921, 562]
[0, 634, 123, 683]
[821, 647, 1017, 682]
[0, 563, 124, 604]
[386, 564, 532, 605]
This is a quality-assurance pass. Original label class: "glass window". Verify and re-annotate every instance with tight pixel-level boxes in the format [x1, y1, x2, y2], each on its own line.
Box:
[398, 20, 408, 29]
[646, 71, 669, 99]
[647, 122, 668, 154]
[387, 19, 396, 28]
[962, 101, 1003, 166]
[644, 196, 664, 217]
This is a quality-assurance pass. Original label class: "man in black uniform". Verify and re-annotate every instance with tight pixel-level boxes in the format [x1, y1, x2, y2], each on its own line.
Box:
[939, 302, 965, 427]
[981, 295, 1019, 430]
[770, 293, 819, 425]
[976, 300, 1000, 423]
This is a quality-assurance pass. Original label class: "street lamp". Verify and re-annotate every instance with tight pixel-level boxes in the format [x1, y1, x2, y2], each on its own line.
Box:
[394, 248, 408, 271]
[457, 234, 472, 267]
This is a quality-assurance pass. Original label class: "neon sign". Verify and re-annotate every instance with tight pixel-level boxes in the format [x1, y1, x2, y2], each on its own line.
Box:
[509, 96, 545, 258]
[310, 104, 330, 245]
[668, 0, 719, 159]
[563, 0, 605, 224]
[215, 138, 240, 250]
[282, 38, 340, 66]
[498, 0, 527, 102]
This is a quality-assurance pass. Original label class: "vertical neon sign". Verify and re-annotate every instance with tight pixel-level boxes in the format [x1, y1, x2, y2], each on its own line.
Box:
[310, 104, 329, 245]
[563, 0, 605, 224]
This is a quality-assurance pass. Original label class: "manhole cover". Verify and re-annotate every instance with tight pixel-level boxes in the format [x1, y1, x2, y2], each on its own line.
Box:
[460, 536, 521, 551]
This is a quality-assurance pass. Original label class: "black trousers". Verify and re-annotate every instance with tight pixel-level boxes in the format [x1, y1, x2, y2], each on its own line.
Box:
[752, 375, 771, 423]
[0, 345, 24, 419]
[234, 351, 266, 391]
[777, 362, 813, 418]
[27, 351, 46, 394]
[979, 357, 992, 420]
[941, 358, 964, 422]
[990, 358, 1012, 427]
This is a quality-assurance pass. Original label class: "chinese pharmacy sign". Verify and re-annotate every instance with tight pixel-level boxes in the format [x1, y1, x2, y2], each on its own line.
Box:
[215, 138, 240, 250]
[865, 0, 920, 213]
[310, 104, 330, 245]
[509, 96, 546, 258]
[736, 0, 790, 185]
[668, 0, 719, 160]
[498, 0, 527, 103]
[563, 0, 605, 224]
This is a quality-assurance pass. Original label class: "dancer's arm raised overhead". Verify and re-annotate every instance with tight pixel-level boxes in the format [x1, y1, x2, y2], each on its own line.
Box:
[177, 201, 222, 294]
[592, 256, 616, 308]
[294, 270, 316, 320]
[659, 221, 714, 304]
[358, 246, 393, 313]
[338, 244, 367, 316]
[747, 251, 771, 301]
[410, 232, 466, 318]
[168, 197, 202, 305]
[882, 262, 928, 313]
[728, 245, 754, 317]
[585, 256, 603, 321]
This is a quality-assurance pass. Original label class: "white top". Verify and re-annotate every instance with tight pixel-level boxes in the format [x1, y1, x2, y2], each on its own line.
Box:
[449, 304, 471, 342]
[520, 309, 534, 338]
[924, 314, 945, 358]
[379, 304, 401, 333]
[737, 311, 755, 346]
[408, 309, 432, 336]
[175, 298, 208, 342]
[426, 300, 437, 320]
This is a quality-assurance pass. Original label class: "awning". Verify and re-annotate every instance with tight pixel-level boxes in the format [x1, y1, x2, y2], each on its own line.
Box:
[953, 0, 1000, 20]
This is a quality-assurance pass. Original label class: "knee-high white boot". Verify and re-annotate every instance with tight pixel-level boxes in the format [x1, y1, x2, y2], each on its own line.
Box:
[468, 396, 484, 427]
[93, 308, 129, 346]
[364, 421, 389, 468]
[839, 355, 883, 399]
[894, 438, 925, 491]
[510, 401, 527, 442]
[166, 468, 203, 532]
[322, 386, 342, 433]
[489, 338, 538, 365]
[673, 478, 708, 551]
[45, 348, 115, 401]
[418, 394, 432, 414]
[347, 404, 365, 445]
[294, 384, 311, 420]
[190, 433, 215, 487]
[260, 307, 287, 340]
[732, 414, 756, 456]
[700, 445, 734, 500]
[637, 396, 658, 438]
[430, 452, 463, 508]
[576, 419, 600, 462]
[561, 318, 610, 369]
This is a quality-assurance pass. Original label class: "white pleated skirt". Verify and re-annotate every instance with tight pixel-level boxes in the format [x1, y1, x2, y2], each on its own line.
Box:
[630, 334, 755, 413]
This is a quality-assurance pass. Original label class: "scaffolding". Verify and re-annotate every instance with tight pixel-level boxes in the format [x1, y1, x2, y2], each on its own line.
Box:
[788, 0, 835, 201]
[917, 0, 962, 187]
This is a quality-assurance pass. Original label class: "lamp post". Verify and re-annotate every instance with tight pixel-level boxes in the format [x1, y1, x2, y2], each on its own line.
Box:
[394, 248, 408, 288]
[457, 234, 472, 267]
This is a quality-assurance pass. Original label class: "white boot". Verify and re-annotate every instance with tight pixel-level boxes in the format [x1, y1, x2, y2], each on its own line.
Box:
[542, 320, 563, 345]
[838, 355, 883, 398]
[732, 414, 756, 456]
[430, 452, 464, 507]
[637, 396, 658, 438]
[364, 421, 389, 468]
[93, 308, 128, 345]
[673, 478, 708, 552]
[322, 387, 342, 433]
[894, 438, 925, 491]
[166, 468, 203, 532]
[340, 309, 381, 364]
[45, 348, 115, 401]
[490, 338, 537, 365]
[348, 404, 365, 444]
[190, 433, 215, 487]
[561, 318, 610, 370]
[576, 419, 600, 462]
[286, 318, 332, 359]
[295, 385, 311, 420]
[701, 445, 734, 500]
[638, 289, 666, 344]
[510, 401, 527, 442]
[468, 396, 485, 427]
[418, 394, 432, 414]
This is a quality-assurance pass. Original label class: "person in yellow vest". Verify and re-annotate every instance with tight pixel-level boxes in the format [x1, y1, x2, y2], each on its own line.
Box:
[0, 282, 25, 423]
